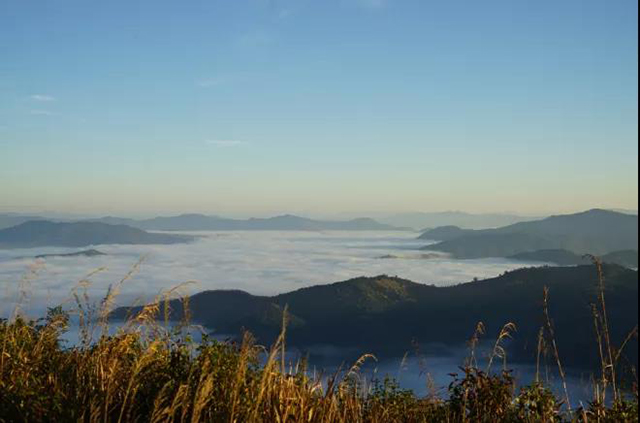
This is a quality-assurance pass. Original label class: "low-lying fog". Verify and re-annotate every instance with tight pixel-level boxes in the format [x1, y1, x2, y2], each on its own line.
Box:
[0, 224, 602, 406]
[0, 231, 537, 317]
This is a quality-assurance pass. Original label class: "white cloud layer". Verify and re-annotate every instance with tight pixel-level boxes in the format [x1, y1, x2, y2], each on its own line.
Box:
[29, 110, 55, 116]
[0, 231, 536, 318]
[30, 94, 56, 102]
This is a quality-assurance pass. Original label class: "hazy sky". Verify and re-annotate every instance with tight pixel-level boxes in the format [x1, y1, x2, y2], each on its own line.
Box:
[1, 0, 637, 217]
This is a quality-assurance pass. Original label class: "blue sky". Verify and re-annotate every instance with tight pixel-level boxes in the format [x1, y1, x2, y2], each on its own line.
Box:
[0, 0, 637, 217]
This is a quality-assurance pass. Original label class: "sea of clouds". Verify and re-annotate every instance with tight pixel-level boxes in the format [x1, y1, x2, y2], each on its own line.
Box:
[0, 230, 537, 318]
[1, 231, 597, 402]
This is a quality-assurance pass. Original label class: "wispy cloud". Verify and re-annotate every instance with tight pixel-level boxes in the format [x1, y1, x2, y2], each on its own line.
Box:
[30, 94, 56, 102]
[29, 110, 56, 116]
[206, 140, 247, 147]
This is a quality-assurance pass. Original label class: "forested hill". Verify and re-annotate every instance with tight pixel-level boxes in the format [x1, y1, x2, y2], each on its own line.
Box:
[0, 221, 193, 248]
[420, 209, 638, 259]
[112, 264, 638, 369]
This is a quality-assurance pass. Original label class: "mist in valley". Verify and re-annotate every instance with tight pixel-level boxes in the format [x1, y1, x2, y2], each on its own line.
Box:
[0, 230, 536, 318]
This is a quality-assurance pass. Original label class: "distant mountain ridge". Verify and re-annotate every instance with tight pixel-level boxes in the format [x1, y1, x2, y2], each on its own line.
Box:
[508, 249, 638, 268]
[0, 221, 193, 248]
[87, 214, 403, 231]
[35, 249, 107, 259]
[111, 264, 638, 369]
[420, 209, 638, 259]
[380, 211, 538, 230]
[418, 225, 475, 241]
[508, 249, 591, 266]
[0, 214, 45, 230]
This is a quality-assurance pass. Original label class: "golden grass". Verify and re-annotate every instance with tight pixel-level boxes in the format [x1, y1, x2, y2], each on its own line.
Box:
[0, 263, 637, 422]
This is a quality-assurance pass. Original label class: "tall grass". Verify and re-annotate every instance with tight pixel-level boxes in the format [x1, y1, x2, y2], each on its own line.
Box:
[0, 263, 637, 422]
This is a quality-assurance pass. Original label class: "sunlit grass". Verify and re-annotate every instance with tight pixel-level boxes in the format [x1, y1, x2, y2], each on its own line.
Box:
[0, 260, 637, 422]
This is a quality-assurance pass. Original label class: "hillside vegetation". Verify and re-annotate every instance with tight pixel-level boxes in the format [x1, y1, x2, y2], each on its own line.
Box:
[113, 264, 639, 370]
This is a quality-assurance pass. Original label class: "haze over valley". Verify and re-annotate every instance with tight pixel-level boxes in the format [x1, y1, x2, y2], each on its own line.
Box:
[0, 227, 532, 317]
[0, 0, 637, 419]
[0, 208, 637, 392]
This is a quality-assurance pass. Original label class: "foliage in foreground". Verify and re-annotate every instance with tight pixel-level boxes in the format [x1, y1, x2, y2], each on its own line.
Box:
[0, 259, 637, 422]
[0, 314, 636, 422]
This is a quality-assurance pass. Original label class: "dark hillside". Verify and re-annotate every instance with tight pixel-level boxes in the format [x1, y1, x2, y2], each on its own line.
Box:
[0, 221, 193, 248]
[112, 264, 638, 369]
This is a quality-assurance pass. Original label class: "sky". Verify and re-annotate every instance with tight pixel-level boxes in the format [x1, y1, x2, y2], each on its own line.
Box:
[0, 0, 638, 217]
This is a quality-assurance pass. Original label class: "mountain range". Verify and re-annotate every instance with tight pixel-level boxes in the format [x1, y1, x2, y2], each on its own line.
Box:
[34, 249, 107, 259]
[2, 211, 530, 231]
[1, 213, 406, 232]
[420, 209, 638, 260]
[0, 221, 193, 248]
[111, 264, 638, 370]
[0, 214, 45, 230]
[87, 214, 403, 231]
[509, 249, 638, 268]
[379, 211, 540, 230]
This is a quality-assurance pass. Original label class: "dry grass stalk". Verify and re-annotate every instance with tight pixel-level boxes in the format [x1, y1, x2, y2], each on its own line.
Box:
[543, 286, 572, 412]
[487, 322, 517, 373]
[0, 259, 638, 422]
